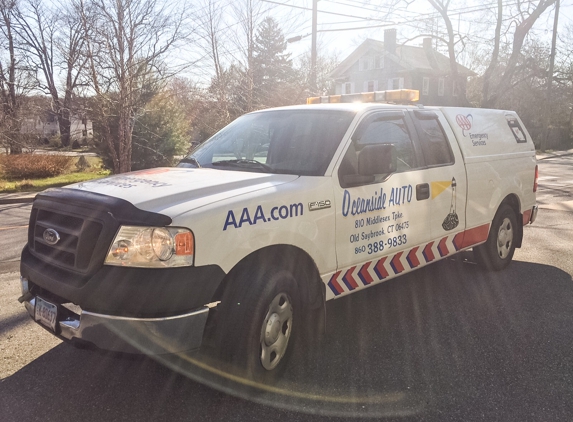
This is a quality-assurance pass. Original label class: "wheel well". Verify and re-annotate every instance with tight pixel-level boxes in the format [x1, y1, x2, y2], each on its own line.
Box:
[500, 194, 523, 248]
[211, 244, 325, 311]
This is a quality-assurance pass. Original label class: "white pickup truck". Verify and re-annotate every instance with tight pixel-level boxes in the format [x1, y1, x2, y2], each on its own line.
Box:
[19, 90, 538, 381]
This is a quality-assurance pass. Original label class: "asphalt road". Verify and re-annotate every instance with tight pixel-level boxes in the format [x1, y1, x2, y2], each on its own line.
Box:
[536, 152, 573, 211]
[0, 202, 30, 273]
[1, 155, 572, 421]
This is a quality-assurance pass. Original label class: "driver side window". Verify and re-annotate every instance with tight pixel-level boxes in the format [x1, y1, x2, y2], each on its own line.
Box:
[357, 118, 415, 171]
[339, 112, 417, 186]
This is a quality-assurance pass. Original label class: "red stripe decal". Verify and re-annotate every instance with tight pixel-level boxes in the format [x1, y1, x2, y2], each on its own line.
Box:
[342, 267, 359, 290]
[406, 247, 420, 268]
[453, 232, 464, 251]
[423, 241, 435, 262]
[458, 224, 490, 249]
[358, 262, 374, 285]
[328, 271, 344, 295]
[374, 257, 389, 280]
[390, 252, 404, 274]
[438, 237, 449, 257]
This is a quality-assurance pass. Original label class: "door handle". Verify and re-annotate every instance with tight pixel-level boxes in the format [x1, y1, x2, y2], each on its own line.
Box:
[416, 183, 430, 200]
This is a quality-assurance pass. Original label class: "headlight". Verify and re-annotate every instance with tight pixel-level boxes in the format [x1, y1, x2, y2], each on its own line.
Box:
[105, 226, 194, 268]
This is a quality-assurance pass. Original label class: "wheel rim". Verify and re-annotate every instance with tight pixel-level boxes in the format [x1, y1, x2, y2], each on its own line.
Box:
[259, 292, 293, 371]
[496, 217, 514, 259]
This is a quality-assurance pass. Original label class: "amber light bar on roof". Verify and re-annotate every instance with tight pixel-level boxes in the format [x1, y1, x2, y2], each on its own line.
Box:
[307, 89, 420, 105]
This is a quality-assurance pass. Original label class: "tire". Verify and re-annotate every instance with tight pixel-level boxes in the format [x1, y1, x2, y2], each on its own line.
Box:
[473, 204, 518, 271]
[215, 269, 301, 383]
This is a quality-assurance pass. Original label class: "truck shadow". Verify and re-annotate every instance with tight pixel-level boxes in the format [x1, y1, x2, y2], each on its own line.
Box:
[2, 257, 572, 421]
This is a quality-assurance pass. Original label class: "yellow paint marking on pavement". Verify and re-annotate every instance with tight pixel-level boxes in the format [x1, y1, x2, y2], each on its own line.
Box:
[0, 225, 28, 231]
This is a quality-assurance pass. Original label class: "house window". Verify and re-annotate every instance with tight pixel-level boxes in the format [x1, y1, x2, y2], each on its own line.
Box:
[438, 78, 445, 96]
[343, 82, 354, 94]
[387, 77, 404, 90]
[422, 77, 430, 96]
[360, 55, 383, 71]
[452, 80, 459, 97]
[363, 80, 378, 92]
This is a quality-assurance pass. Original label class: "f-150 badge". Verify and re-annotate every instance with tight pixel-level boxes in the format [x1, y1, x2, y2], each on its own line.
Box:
[309, 200, 331, 211]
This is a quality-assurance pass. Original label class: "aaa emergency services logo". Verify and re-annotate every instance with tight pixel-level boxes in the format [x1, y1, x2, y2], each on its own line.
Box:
[455, 114, 473, 137]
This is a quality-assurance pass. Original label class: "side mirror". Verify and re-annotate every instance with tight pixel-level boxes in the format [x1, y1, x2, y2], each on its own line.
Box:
[357, 143, 397, 176]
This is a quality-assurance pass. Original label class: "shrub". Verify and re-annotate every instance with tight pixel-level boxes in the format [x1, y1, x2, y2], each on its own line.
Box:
[48, 135, 62, 148]
[0, 154, 74, 180]
[75, 155, 91, 171]
[17, 180, 34, 190]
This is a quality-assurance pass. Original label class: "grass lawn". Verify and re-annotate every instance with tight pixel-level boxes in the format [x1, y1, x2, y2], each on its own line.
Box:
[0, 171, 110, 193]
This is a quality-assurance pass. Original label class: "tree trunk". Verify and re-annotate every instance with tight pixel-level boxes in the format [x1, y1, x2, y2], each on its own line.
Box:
[57, 110, 72, 148]
[481, 0, 503, 108]
[0, 3, 22, 154]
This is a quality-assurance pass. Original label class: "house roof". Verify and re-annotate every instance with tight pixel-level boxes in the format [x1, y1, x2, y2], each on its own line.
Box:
[330, 38, 476, 79]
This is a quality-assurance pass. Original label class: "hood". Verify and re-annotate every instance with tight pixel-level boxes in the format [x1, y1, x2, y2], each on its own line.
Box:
[66, 167, 299, 215]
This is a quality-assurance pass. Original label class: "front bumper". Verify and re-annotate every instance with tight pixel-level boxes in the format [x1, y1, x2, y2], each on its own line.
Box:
[21, 278, 209, 354]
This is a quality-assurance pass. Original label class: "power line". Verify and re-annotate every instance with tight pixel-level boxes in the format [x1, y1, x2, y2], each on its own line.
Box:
[322, 0, 422, 18]
[260, 0, 393, 23]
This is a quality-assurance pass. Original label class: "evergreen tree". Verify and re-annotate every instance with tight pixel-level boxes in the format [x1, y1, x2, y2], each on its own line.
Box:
[252, 17, 295, 109]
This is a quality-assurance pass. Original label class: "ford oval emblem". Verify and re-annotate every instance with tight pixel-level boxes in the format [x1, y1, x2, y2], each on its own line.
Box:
[43, 228, 60, 246]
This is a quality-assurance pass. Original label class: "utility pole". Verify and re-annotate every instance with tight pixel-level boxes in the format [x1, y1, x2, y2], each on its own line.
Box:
[310, 0, 318, 95]
[542, 0, 560, 152]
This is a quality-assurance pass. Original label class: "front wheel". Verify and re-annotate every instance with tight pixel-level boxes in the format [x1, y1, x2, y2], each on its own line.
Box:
[474, 204, 518, 271]
[215, 270, 300, 383]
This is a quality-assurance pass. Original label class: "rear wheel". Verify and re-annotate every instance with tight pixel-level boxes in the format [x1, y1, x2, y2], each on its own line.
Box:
[474, 204, 518, 271]
[215, 269, 300, 383]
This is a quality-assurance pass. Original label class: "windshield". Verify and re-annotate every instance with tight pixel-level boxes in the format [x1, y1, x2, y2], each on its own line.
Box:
[179, 109, 355, 176]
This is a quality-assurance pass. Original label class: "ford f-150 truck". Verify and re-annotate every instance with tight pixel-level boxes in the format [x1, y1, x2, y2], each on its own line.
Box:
[19, 89, 538, 381]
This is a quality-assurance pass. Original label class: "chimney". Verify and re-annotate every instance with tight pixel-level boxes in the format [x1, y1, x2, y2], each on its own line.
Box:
[423, 37, 433, 51]
[384, 29, 396, 54]
[423, 37, 439, 70]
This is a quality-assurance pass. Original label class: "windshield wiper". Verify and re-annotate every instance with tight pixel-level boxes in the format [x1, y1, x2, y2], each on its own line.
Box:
[212, 159, 272, 172]
[179, 157, 201, 168]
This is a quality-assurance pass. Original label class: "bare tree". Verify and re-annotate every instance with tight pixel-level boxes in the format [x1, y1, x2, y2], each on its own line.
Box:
[481, 0, 557, 108]
[195, 0, 231, 125]
[296, 48, 339, 98]
[394, 0, 557, 108]
[0, 0, 31, 154]
[79, 0, 188, 174]
[426, 0, 462, 98]
[553, 24, 573, 145]
[13, 0, 88, 148]
[231, 0, 265, 113]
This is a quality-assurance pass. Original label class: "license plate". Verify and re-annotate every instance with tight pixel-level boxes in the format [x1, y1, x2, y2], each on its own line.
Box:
[35, 297, 58, 332]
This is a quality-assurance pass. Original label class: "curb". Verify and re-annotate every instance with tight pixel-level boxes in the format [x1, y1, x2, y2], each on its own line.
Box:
[0, 194, 37, 205]
[537, 151, 573, 160]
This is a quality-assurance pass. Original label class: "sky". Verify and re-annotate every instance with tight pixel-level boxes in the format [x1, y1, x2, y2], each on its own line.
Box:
[264, 0, 573, 71]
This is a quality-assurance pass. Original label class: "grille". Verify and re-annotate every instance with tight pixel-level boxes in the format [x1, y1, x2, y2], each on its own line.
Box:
[29, 208, 103, 273]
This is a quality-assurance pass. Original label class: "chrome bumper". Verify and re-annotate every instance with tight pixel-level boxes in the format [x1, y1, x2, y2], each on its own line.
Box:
[22, 280, 209, 354]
